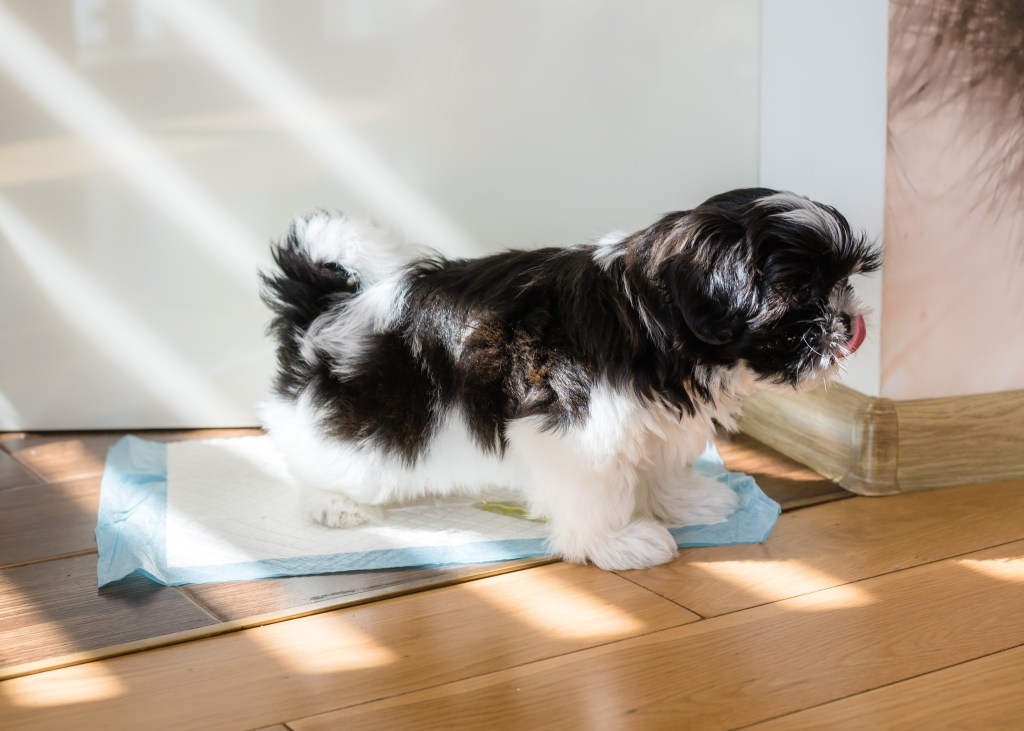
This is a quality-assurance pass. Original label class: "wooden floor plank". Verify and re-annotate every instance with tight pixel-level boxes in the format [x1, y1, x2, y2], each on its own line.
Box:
[3, 435, 126, 482]
[749, 644, 1024, 730]
[0, 563, 695, 730]
[4, 430, 1021, 729]
[617, 478, 1024, 617]
[285, 540, 1024, 731]
[183, 558, 552, 621]
[0, 477, 100, 568]
[0, 427, 826, 675]
[0, 554, 219, 668]
[0, 449, 42, 490]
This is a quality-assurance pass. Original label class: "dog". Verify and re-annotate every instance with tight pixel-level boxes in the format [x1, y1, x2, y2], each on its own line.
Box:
[259, 187, 880, 570]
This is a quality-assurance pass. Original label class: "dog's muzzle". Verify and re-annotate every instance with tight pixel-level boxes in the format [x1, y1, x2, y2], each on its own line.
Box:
[840, 313, 866, 357]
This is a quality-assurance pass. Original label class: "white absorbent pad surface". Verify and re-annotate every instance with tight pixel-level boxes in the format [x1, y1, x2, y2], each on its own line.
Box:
[96, 435, 781, 587]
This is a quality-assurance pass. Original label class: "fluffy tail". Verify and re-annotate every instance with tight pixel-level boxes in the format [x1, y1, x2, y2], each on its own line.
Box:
[260, 212, 411, 398]
[260, 211, 408, 338]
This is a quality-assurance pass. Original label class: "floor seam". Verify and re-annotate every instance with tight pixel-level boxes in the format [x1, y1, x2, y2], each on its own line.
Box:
[611, 570, 707, 619]
[731, 640, 1024, 730]
[0, 458, 53, 486]
[281, 620, 696, 726]
[282, 555, 1024, 729]
[176, 586, 230, 623]
[695, 534, 1024, 621]
[1, 548, 99, 571]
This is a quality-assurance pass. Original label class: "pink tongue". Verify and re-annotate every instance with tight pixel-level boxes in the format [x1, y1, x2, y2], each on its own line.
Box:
[843, 314, 866, 356]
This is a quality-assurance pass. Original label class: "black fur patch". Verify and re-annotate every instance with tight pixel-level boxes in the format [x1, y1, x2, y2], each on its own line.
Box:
[260, 224, 361, 397]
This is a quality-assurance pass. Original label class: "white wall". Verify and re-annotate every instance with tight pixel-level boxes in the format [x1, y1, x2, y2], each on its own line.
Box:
[0, 0, 761, 429]
[759, 0, 889, 396]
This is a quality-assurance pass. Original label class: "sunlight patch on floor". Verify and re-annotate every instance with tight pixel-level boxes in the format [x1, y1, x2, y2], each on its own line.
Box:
[9, 440, 103, 481]
[248, 614, 398, 674]
[2, 662, 126, 707]
[691, 558, 875, 611]
[464, 569, 646, 640]
[958, 557, 1024, 584]
[782, 582, 875, 611]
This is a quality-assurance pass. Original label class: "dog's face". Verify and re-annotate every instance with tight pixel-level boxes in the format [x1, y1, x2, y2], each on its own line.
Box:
[650, 188, 881, 387]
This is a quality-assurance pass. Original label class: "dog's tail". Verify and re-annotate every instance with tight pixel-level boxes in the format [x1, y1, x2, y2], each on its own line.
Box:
[260, 211, 409, 338]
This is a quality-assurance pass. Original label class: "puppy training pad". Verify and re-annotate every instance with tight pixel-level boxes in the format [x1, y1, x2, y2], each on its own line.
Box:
[96, 436, 781, 587]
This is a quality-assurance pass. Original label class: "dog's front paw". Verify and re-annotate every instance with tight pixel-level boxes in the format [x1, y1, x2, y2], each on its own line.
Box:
[303, 490, 381, 528]
[590, 520, 679, 570]
[553, 520, 678, 571]
[653, 473, 740, 528]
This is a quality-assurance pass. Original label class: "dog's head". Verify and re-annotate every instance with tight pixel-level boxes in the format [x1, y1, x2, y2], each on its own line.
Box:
[642, 188, 881, 387]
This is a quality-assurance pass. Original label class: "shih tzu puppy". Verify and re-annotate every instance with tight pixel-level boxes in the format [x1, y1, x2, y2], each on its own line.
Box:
[259, 188, 880, 570]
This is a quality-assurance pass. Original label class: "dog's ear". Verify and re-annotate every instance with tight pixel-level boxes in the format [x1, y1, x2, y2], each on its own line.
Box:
[662, 249, 749, 347]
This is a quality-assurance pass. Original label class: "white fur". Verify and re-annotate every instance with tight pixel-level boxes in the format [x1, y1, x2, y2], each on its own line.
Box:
[302, 271, 410, 373]
[757, 191, 845, 244]
[592, 231, 627, 271]
[591, 232, 667, 344]
[290, 212, 412, 286]
[261, 369, 758, 571]
[789, 281, 870, 389]
[290, 213, 418, 370]
[260, 393, 524, 509]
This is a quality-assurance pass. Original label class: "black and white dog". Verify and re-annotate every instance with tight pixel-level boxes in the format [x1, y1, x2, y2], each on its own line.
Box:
[259, 188, 880, 570]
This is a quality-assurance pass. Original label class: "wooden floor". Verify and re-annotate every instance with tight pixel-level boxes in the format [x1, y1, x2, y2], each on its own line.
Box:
[2, 432, 1023, 729]
[0, 429, 845, 675]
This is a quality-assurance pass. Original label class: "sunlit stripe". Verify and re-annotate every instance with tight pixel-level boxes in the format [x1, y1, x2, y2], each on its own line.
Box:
[2, 661, 126, 707]
[0, 196, 240, 422]
[154, 0, 480, 258]
[959, 557, 1024, 584]
[0, 4, 261, 292]
[692, 558, 875, 611]
[248, 614, 399, 674]
[465, 569, 646, 640]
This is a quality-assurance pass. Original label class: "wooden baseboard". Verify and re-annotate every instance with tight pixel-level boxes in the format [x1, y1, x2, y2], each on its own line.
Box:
[738, 384, 1024, 496]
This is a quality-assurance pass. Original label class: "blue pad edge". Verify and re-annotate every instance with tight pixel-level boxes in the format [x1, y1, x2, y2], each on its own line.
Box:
[96, 436, 780, 587]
